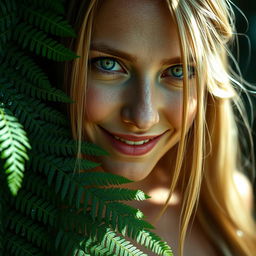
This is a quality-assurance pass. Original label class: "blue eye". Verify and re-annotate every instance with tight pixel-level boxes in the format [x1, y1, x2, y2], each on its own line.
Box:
[169, 65, 183, 78]
[162, 64, 195, 79]
[92, 57, 124, 73]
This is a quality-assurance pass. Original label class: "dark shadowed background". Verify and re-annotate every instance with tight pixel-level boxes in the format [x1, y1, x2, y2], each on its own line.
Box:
[234, 0, 256, 211]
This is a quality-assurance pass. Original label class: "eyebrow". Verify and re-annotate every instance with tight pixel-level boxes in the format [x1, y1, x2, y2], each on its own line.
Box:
[90, 43, 137, 62]
[90, 43, 192, 65]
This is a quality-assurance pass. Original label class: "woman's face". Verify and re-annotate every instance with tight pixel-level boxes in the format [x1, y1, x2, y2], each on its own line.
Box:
[85, 0, 197, 181]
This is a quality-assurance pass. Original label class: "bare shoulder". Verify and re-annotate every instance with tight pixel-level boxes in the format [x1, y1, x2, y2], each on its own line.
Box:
[233, 171, 254, 211]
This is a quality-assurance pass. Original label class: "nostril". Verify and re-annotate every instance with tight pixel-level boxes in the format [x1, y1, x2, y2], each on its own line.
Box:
[121, 107, 134, 124]
[121, 104, 159, 129]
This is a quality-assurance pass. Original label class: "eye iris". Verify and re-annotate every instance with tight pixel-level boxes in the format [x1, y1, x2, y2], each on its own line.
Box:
[171, 66, 183, 78]
[100, 59, 115, 70]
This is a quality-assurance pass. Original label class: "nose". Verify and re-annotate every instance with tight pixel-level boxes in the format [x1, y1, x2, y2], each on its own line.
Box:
[121, 79, 159, 130]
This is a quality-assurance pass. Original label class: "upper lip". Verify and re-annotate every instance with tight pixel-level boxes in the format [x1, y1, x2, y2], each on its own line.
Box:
[100, 126, 169, 141]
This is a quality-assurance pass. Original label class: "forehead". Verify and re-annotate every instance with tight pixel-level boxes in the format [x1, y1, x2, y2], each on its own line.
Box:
[91, 0, 181, 64]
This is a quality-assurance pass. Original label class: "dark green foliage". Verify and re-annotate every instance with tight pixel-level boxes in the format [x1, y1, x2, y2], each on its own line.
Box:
[14, 23, 78, 61]
[31, 136, 109, 156]
[7, 210, 53, 252]
[5, 232, 47, 256]
[106, 202, 145, 219]
[0, 0, 174, 255]
[1, 45, 52, 89]
[0, 49, 73, 102]
[12, 189, 58, 226]
[22, 0, 65, 15]
[0, 0, 17, 31]
[19, 6, 76, 37]
[86, 188, 150, 204]
[0, 0, 17, 53]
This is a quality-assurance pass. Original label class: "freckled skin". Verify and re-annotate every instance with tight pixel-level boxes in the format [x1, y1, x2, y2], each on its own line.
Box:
[85, 0, 197, 181]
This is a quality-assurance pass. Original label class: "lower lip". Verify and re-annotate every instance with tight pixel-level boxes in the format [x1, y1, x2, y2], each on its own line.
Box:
[101, 129, 165, 156]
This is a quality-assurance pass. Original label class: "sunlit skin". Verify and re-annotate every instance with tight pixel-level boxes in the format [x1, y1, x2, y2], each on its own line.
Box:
[84, 1, 220, 255]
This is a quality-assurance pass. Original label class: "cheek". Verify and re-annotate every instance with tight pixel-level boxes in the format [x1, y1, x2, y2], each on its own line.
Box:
[86, 83, 118, 122]
[163, 92, 197, 129]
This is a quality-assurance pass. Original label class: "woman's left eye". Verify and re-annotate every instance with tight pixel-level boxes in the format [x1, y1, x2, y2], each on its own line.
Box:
[162, 64, 195, 79]
[91, 57, 125, 73]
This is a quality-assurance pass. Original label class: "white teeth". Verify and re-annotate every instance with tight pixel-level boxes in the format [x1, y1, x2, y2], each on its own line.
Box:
[134, 139, 149, 145]
[114, 136, 150, 145]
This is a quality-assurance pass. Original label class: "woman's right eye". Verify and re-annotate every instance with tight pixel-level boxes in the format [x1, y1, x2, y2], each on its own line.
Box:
[91, 57, 126, 74]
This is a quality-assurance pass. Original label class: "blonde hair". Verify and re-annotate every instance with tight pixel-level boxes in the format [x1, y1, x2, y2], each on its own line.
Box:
[66, 0, 256, 255]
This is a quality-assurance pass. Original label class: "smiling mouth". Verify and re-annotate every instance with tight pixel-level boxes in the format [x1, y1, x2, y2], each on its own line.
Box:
[99, 126, 169, 156]
[113, 135, 152, 145]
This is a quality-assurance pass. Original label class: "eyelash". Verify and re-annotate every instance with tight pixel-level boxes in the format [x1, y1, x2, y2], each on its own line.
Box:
[161, 65, 195, 80]
[90, 57, 126, 74]
[90, 57, 195, 79]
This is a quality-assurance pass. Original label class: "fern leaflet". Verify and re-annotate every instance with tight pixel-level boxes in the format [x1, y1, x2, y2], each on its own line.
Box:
[0, 107, 31, 195]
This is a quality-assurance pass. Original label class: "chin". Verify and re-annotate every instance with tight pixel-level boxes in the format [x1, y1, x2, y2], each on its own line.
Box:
[99, 156, 153, 182]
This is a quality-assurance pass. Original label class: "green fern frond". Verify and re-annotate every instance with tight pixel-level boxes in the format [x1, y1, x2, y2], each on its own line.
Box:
[29, 153, 100, 203]
[7, 210, 52, 252]
[22, 173, 57, 203]
[19, 6, 76, 37]
[58, 212, 145, 256]
[5, 232, 47, 256]
[0, 12, 16, 31]
[30, 136, 108, 156]
[0, 88, 68, 139]
[110, 214, 154, 235]
[80, 190, 148, 221]
[60, 202, 153, 241]
[79, 219, 148, 256]
[107, 216, 173, 256]
[0, 0, 17, 31]
[2, 45, 49, 82]
[89, 187, 150, 201]
[29, 153, 64, 175]
[55, 230, 88, 256]
[0, 0, 16, 13]
[62, 158, 101, 172]
[21, 0, 65, 15]
[0, 86, 69, 130]
[0, 63, 72, 103]
[106, 202, 144, 220]
[37, 122, 71, 138]
[0, 28, 12, 53]
[54, 167, 100, 202]
[32, 99, 68, 126]
[89, 243, 116, 256]
[73, 187, 149, 219]
[73, 172, 132, 186]
[31, 173, 147, 218]
[0, 0, 17, 54]
[0, 180, 6, 252]
[30, 153, 100, 175]
[79, 141, 110, 156]
[0, 107, 31, 195]
[133, 230, 173, 256]
[0, 49, 51, 89]
[60, 211, 172, 256]
[0, 86, 43, 134]
[98, 229, 146, 256]
[13, 23, 78, 61]
[16, 78, 73, 102]
[13, 190, 57, 226]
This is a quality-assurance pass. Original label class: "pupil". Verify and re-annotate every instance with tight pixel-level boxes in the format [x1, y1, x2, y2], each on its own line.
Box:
[101, 59, 115, 70]
[173, 67, 182, 76]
